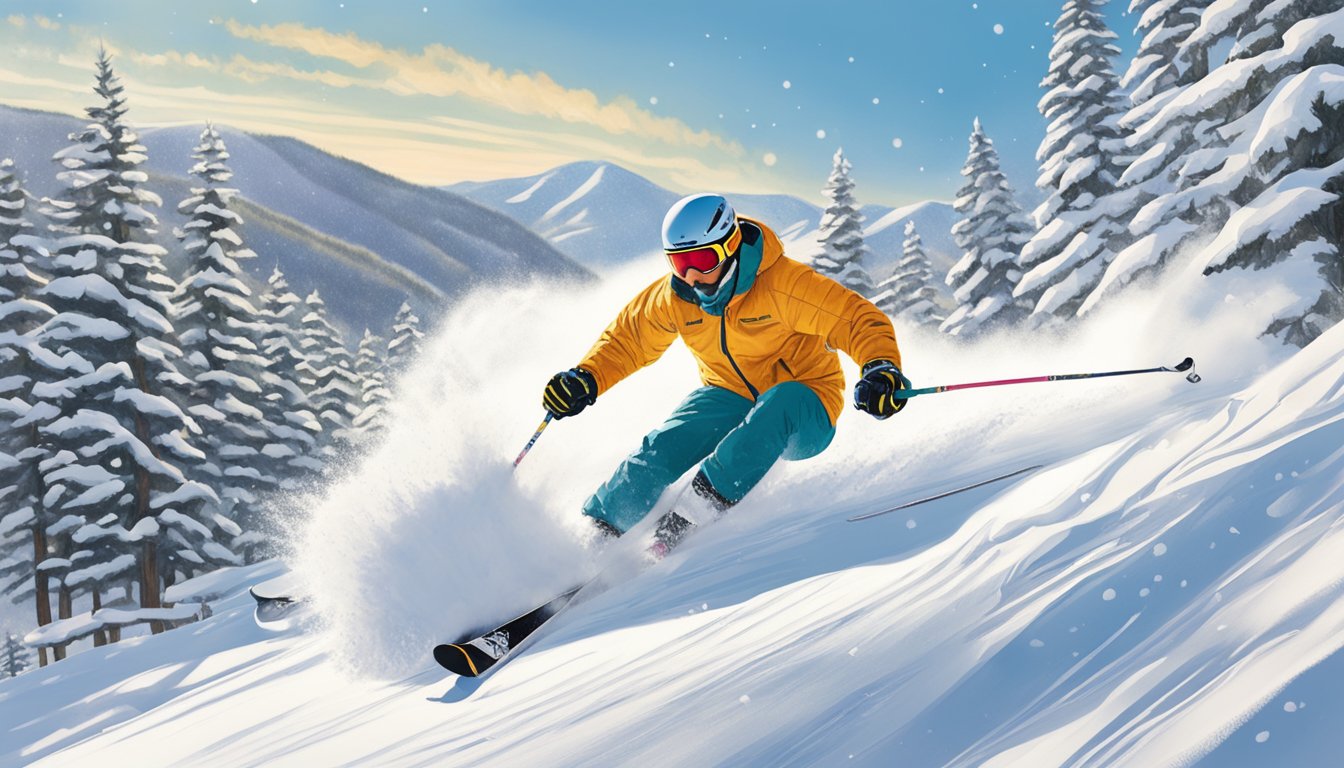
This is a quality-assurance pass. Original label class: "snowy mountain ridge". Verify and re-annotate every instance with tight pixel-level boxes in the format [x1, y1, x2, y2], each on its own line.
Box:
[447, 160, 961, 294]
[2, 257, 1340, 766]
[0, 104, 588, 334]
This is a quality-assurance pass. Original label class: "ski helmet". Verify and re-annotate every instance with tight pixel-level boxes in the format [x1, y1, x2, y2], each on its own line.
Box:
[662, 193, 738, 251]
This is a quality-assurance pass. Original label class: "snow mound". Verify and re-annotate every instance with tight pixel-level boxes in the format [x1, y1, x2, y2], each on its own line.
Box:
[5, 261, 1343, 766]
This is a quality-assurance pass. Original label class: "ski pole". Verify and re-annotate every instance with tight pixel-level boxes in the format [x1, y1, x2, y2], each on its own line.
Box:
[900, 357, 1200, 399]
[513, 412, 554, 468]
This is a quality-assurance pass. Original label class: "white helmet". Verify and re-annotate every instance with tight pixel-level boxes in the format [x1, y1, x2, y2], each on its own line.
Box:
[662, 193, 737, 250]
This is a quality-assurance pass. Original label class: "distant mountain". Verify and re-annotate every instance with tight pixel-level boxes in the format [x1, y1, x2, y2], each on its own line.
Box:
[448, 162, 681, 269]
[447, 161, 962, 301]
[0, 105, 588, 336]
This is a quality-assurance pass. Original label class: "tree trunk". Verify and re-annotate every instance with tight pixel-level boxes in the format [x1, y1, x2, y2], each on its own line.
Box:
[129, 355, 164, 635]
[30, 525, 52, 668]
[92, 591, 106, 647]
[53, 582, 71, 662]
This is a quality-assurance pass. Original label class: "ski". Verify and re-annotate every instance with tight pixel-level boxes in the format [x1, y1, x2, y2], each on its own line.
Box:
[250, 587, 303, 628]
[433, 519, 677, 677]
[249, 572, 305, 629]
[847, 464, 1044, 522]
[433, 582, 589, 677]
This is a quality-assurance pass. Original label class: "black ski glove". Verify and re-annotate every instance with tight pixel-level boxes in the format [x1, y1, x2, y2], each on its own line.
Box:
[853, 360, 911, 420]
[543, 367, 598, 419]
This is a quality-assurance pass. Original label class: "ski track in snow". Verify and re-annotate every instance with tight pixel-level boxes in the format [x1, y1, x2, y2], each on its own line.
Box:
[3, 258, 1343, 767]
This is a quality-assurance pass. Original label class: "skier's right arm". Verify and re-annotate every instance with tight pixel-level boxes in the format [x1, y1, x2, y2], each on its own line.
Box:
[544, 280, 678, 419]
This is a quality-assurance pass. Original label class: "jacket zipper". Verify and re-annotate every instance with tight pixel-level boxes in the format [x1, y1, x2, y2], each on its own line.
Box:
[720, 312, 759, 399]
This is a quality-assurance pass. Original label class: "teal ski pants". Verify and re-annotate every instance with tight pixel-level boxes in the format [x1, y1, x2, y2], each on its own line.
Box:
[582, 382, 835, 534]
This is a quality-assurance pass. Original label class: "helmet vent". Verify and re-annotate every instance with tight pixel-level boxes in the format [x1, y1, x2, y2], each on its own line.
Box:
[706, 203, 725, 234]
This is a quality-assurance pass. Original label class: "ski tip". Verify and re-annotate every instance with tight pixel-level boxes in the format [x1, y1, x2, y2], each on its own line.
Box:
[434, 643, 494, 678]
[249, 586, 294, 605]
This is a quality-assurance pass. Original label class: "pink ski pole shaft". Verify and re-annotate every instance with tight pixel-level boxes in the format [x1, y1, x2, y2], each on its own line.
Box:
[900, 357, 1199, 399]
[513, 412, 554, 468]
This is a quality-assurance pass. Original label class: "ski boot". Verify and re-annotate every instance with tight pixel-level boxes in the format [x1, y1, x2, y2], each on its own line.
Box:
[648, 470, 734, 560]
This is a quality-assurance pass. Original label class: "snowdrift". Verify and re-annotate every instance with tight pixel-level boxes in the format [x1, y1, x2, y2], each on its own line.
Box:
[2, 274, 1342, 766]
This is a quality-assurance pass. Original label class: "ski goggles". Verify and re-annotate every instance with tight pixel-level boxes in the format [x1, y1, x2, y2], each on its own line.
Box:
[665, 224, 742, 278]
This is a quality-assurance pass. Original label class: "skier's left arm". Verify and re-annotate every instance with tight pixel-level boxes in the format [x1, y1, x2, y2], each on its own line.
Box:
[772, 262, 909, 418]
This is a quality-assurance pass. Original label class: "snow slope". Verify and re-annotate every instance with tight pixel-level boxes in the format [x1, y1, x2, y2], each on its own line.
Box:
[2, 256, 1340, 766]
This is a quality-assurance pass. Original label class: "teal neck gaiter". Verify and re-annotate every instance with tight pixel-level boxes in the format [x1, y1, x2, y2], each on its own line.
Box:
[693, 258, 740, 317]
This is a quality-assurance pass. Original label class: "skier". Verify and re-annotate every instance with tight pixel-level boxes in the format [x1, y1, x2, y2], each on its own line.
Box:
[542, 193, 908, 555]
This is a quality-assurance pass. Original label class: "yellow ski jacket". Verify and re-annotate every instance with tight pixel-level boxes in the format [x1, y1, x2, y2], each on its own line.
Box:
[577, 217, 902, 425]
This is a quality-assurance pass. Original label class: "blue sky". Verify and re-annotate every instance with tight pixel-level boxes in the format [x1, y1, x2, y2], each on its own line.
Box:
[0, 1, 1135, 207]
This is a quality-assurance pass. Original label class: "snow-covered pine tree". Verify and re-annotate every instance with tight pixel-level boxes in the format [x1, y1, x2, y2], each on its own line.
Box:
[258, 267, 321, 490]
[297, 291, 360, 470]
[1014, 0, 1132, 322]
[171, 123, 279, 565]
[0, 159, 57, 666]
[384, 301, 425, 383]
[943, 119, 1033, 335]
[873, 221, 945, 327]
[2, 631, 30, 677]
[1122, 0, 1212, 106]
[1197, 2, 1344, 344]
[353, 329, 391, 441]
[31, 49, 216, 638]
[1094, 1, 1344, 344]
[813, 148, 876, 296]
[1077, 0, 1216, 314]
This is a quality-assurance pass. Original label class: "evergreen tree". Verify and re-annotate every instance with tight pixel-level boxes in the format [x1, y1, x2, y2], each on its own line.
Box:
[1090, 0, 1344, 343]
[298, 291, 360, 469]
[943, 119, 1033, 336]
[2, 632, 31, 677]
[1193, 1, 1344, 345]
[353, 329, 391, 441]
[1079, 0, 1215, 314]
[813, 148, 876, 296]
[170, 123, 275, 564]
[384, 301, 425, 382]
[1122, 0, 1212, 106]
[30, 49, 215, 638]
[258, 267, 322, 488]
[873, 221, 945, 327]
[0, 159, 57, 666]
[1015, 0, 1131, 321]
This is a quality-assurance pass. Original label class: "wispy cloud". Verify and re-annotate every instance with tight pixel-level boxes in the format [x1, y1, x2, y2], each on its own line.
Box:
[221, 20, 739, 154]
[127, 50, 217, 72]
[0, 17, 784, 196]
[8, 14, 62, 30]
